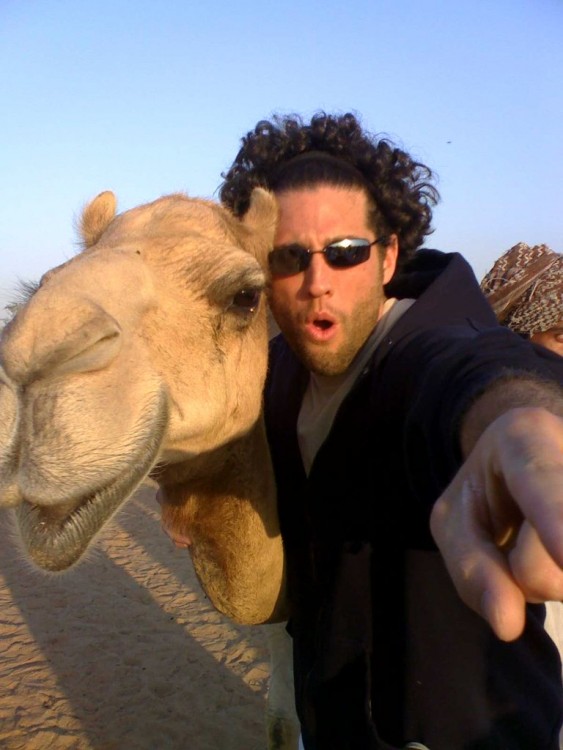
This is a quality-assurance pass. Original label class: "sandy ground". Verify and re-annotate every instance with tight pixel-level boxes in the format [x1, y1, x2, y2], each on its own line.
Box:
[0, 484, 273, 750]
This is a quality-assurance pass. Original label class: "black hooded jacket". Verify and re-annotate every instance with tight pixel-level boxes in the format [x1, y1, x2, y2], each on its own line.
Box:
[264, 251, 563, 750]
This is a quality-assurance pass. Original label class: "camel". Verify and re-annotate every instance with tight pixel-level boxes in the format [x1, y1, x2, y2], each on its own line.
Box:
[0, 189, 299, 749]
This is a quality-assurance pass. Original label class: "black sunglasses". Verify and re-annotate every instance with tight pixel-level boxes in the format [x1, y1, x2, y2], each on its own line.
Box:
[268, 236, 388, 276]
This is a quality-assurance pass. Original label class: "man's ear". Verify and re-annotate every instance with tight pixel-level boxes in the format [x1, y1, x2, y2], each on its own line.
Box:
[382, 234, 399, 284]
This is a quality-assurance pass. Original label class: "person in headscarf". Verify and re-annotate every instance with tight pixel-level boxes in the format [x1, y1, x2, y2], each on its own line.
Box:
[482, 242, 563, 697]
[481, 242, 563, 355]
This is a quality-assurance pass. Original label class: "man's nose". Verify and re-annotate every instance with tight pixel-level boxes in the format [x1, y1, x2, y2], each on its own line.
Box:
[302, 253, 333, 297]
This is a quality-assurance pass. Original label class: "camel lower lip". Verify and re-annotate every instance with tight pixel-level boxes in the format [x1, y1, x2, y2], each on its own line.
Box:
[16, 490, 115, 571]
[16, 470, 149, 572]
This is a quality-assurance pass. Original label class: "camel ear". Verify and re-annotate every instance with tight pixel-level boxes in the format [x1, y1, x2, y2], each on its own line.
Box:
[241, 188, 278, 266]
[79, 191, 117, 248]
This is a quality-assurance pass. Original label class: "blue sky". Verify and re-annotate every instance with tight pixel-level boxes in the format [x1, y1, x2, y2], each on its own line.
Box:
[1, 0, 562, 309]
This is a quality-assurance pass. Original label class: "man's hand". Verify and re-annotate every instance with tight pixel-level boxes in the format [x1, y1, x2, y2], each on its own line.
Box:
[430, 407, 563, 641]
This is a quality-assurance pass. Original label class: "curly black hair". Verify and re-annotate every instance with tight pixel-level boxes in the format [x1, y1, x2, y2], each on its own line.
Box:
[220, 112, 440, 258]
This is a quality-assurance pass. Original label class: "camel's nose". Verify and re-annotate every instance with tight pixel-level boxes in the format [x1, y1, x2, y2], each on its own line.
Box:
[1, 300, 122, 385]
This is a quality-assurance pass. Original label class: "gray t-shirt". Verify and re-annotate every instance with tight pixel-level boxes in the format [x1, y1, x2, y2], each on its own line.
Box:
[297, 298, 415, 474]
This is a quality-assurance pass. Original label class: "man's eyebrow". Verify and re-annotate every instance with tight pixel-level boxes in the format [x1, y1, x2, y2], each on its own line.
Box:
[272, 241, 308, 250]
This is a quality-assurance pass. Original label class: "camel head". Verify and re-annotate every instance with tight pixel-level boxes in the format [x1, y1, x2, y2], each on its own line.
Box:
[0, 188, 278, 572]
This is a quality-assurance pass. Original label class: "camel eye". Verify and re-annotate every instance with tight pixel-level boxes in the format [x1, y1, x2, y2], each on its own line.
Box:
[230, 288, 261, 314]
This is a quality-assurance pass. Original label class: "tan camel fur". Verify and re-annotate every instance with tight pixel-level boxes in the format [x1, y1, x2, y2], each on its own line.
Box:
[0, 190, 299, 748]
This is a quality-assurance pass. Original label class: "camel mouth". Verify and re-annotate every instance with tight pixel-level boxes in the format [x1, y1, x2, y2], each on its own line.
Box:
[17, 464, 156, 573]
[34, 498, 86, 524]
[16, 392, 169, 572]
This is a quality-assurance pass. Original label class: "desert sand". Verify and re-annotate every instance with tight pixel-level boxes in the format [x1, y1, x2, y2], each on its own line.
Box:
[0, 483, 272, 750]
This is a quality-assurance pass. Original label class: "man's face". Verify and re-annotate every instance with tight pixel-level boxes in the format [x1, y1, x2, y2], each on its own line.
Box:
[531, 321, 563, 357]
[268, 185, 398, 376]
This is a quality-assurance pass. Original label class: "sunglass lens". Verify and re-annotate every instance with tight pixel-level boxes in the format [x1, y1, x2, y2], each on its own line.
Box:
[268, 246, 308, 275]
[269, 240, 372, 275]
[326, 242, 371, 267]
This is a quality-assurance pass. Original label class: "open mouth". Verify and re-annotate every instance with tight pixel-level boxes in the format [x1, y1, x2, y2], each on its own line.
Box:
[16, 393, 169, 572]
[17, 453, 158, 572]
[305, 313, 337, 342]
[313, 319, 333, 331]
[35, 498, 85, 524]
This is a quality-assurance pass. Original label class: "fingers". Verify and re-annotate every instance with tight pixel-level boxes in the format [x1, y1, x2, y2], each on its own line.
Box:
[431, 408, 563, 641]
[431, 482, 527, 641]
[509, 522, 563, 602]
[504, 465, 563, 570]
[492, 409, 563, 568]
[478, 568, 527, 642]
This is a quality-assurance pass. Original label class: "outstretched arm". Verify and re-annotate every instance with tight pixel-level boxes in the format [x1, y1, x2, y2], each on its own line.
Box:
[430, 377, 563, 641]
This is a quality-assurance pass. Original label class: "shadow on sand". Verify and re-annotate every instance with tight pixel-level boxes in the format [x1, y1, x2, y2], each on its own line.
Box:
[0, 486, 268, 750]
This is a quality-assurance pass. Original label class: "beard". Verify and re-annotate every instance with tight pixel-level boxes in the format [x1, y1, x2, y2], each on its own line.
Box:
[275, 297, 383, 377]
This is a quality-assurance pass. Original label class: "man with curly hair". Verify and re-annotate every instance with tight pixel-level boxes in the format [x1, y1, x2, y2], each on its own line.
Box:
[218, 113, 563, 749]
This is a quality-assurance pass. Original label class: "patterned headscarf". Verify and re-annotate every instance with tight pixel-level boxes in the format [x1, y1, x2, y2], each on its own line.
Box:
[480, 243, 563, 336]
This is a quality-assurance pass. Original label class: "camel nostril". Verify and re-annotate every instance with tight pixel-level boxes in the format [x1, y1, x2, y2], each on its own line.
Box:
[2, 307, 123, 384]
[46, 321, 122, 378]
